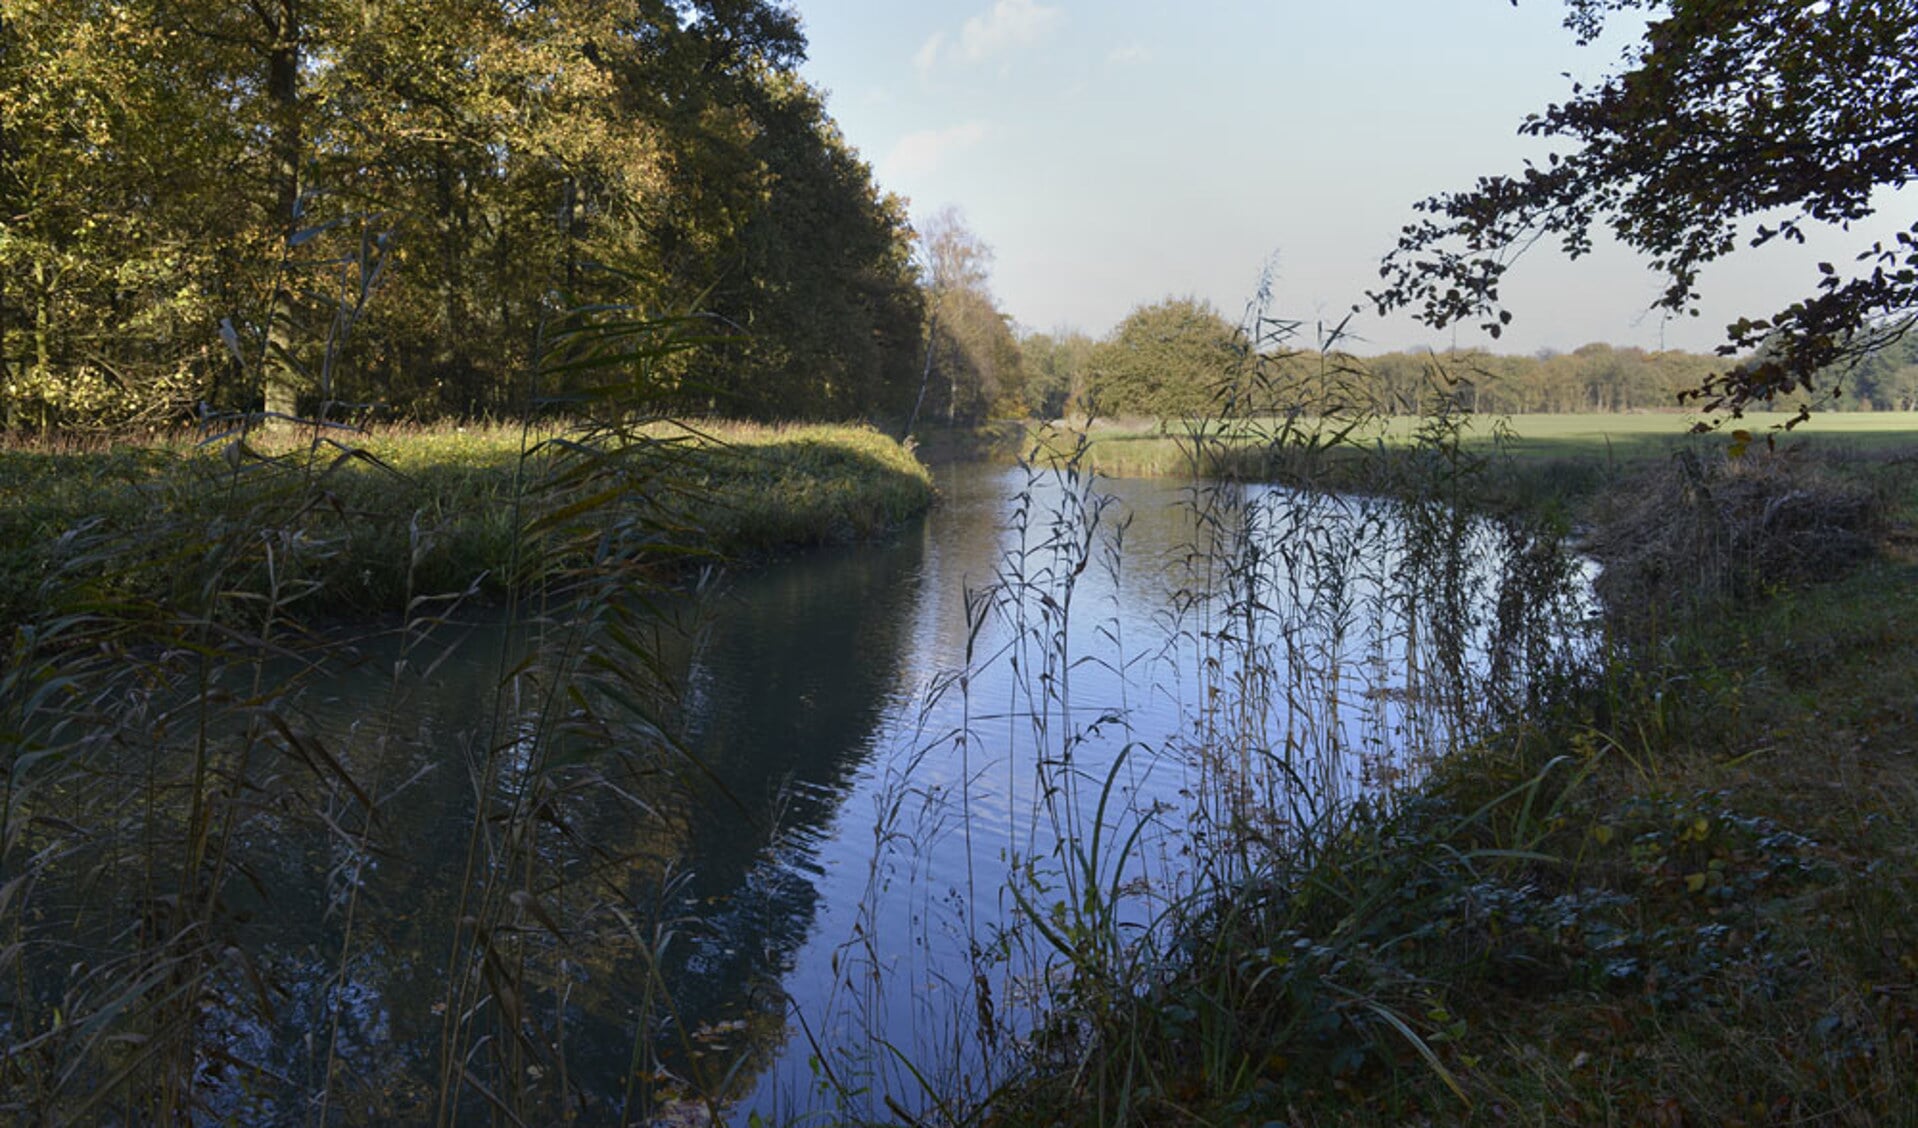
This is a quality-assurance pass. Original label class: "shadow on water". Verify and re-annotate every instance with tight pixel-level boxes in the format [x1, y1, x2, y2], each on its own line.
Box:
[243, 516, 945, 1117]
[3, 455, 1589, 1124]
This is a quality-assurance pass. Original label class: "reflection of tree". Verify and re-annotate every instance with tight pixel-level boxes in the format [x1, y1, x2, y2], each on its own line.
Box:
[317, 533, 940, 1117]
[659, 526, 931, 1037]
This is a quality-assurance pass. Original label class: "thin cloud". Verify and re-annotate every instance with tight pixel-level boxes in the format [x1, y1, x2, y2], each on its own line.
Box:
[916, 0, 1063, 72]
[1106, 44, 1152, 66]
[883, 122, 989, 179]
[913, 31, 946, 76]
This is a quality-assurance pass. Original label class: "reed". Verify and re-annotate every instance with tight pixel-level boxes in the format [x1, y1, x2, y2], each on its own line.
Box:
[790, 310, 1597, 1125]
[883, 363, 1917, 1124]
[0, 220, 931, 1125]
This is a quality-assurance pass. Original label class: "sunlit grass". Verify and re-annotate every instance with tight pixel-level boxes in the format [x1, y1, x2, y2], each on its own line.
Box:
[1047, 411, 1918, 478]
[0, 420, 934, 622]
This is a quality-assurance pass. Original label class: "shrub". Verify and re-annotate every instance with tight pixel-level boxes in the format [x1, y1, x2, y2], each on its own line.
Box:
[1587, 448, 1881, 635]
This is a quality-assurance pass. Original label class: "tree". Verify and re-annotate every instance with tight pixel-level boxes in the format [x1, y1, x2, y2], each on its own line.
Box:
[2, 0, 927, 427]
[657, 69, 922, 421]
[1020, 328, 1095, 419]
[1372, 0, 1918, 424]
[0, 0, 236, 426]
[911, 208, 1025, 426]
[1085, 298, 1240, 419]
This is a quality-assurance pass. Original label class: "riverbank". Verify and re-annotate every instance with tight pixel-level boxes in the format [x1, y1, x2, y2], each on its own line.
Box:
[968, 441, 1918, 1125]
[1038, 411, 1918, 511]
[0, 420, 934, 625]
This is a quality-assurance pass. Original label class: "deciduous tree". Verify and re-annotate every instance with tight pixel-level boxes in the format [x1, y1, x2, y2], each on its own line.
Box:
[1086, 298, 1239, 420]
[1373, 0, 1918, 424]
[912, 208, 1025, 425]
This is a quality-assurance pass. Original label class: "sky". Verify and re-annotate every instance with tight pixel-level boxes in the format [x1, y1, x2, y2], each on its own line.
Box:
[792, 0, 1905, 357]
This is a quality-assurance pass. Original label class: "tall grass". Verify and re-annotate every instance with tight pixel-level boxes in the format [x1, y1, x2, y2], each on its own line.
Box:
[0, 418, 933, 628]
[0, 213, 931, 1124]
[837, 342, 1909, 1123]
[787, 308, 1596, 1124]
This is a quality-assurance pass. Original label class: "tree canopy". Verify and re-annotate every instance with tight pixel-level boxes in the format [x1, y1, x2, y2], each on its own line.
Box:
[1084, 298, 1240, 420]
[912, 207, 1026, 425]
[0, 0, 923, 428]
[1372, 0, 1918, 423]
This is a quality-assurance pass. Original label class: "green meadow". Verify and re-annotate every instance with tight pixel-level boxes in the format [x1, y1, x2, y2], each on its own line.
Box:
[1032, 412, 1918, 522]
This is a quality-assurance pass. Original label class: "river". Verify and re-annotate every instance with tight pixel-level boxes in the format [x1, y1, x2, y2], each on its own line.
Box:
[11, 458, 1589, 1125]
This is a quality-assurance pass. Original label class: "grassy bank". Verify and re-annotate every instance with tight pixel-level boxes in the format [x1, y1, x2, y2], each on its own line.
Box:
[965, 440, 1918, 1126]
[1040, 411, 1918, 510]
[0, 419, 934, 624]
[0, 415, 935, 1125]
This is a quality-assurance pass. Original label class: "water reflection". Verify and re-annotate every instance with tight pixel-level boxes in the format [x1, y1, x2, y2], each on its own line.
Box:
[273, 504, 947, 1119]
[7, 461, 1588, 1125]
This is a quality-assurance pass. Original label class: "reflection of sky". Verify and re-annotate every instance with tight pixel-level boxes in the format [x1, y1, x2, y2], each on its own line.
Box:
[25, 461, 1588, 1125]
[729, 463, 1593, 1123]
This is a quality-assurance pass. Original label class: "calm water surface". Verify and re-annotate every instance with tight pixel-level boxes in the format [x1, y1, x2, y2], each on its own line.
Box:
[198, 460, 1580, 1123]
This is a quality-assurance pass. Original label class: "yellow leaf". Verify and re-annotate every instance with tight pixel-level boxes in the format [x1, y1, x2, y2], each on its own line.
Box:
[1593, 824, 1615, 846]
[1685, 872, 1707, 893]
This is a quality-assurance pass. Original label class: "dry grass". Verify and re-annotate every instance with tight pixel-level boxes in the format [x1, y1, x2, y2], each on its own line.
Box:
[1587, 447, 1885, 634]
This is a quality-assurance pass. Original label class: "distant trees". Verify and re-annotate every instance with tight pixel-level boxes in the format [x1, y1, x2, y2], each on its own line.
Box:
[913, 208, 1026, 425]
[1019, 328, 1095, 419]
[1014, 295, 1766, 423]
[1358, 344, 1738, 416]
[1835, 331, 1918, 411]
[0, 0, 923, 428]
[1082, 298, 1239, 419]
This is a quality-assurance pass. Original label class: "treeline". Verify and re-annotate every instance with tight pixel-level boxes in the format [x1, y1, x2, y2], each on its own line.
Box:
[1021, 298, 1918, 420]
[1, 0, 925, 428]
[11, 0, 1910, 437]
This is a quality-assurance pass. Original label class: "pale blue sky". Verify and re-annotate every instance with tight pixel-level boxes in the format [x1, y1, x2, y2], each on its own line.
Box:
[794, 0, 1902, 356]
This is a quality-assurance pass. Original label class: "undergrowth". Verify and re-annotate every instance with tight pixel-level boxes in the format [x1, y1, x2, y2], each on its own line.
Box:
[907, 344, 1918, 1125]
[0, 420, 932, 625]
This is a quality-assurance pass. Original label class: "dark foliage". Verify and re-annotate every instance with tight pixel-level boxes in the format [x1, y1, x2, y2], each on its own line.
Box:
[1374, 0, 1918, 424]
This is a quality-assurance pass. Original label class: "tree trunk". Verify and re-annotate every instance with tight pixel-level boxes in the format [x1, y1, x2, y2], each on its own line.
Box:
[262, 0, 303, 419]
[434, 143, 467, 406]
[0, 64, 10, 430]
[559, 177, 580, 293]
[903, 309, 936, 438]
[31, 257, 51, 430]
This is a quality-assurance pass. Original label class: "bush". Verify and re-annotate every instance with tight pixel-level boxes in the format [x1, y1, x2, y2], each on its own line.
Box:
[1587, 448, 1882, 633]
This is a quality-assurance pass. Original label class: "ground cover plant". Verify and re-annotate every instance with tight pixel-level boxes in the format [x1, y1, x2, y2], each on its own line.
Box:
[0, 420, 933, 627]
[939, 410, 1918, 1125]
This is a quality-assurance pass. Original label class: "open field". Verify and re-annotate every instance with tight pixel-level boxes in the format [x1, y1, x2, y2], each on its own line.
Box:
[1024, 413, 1918, 520]
[1456, 410, 1918, 462]
[1049, 411, 1918, 475]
